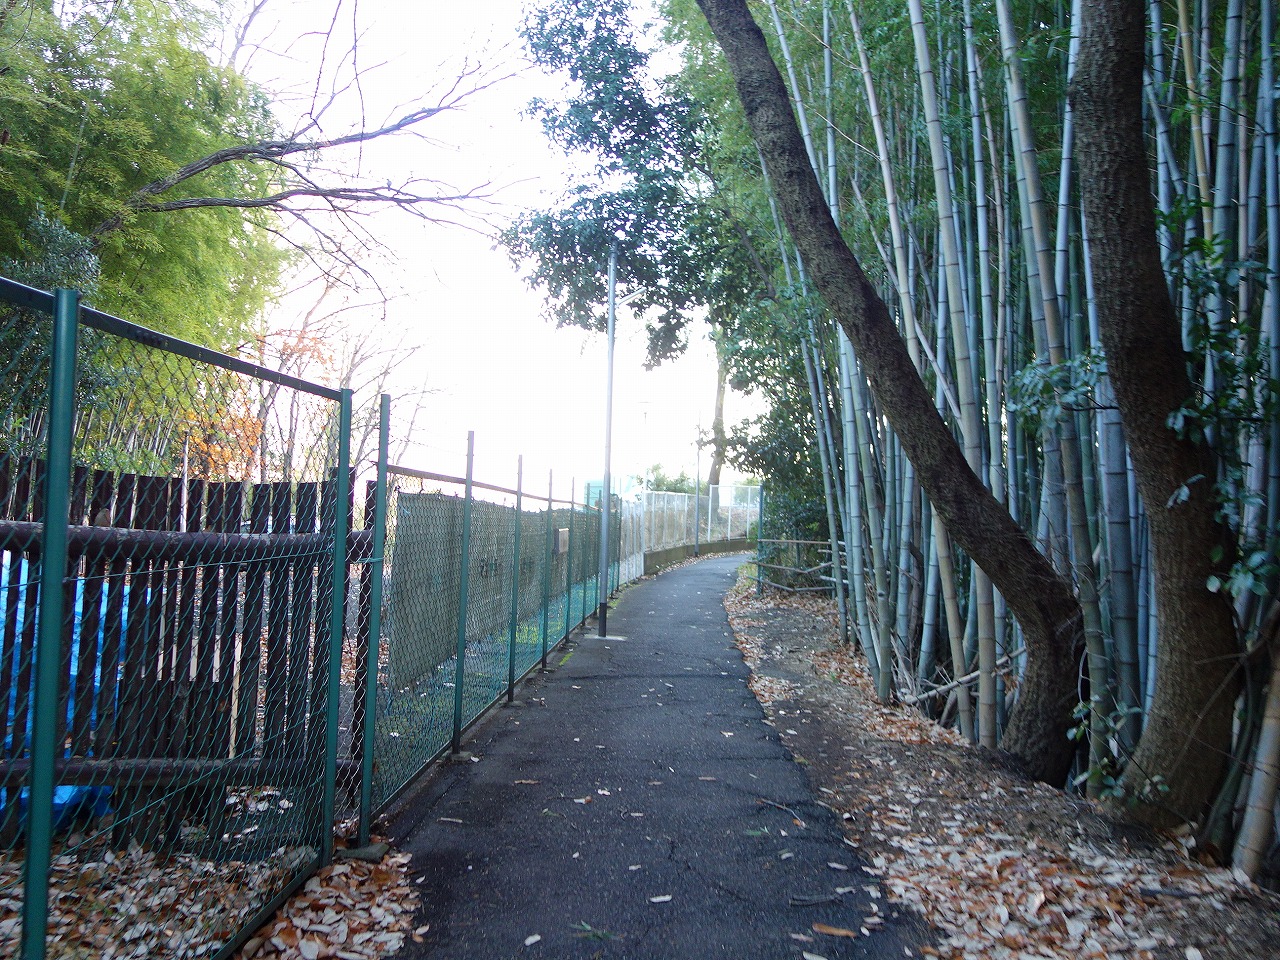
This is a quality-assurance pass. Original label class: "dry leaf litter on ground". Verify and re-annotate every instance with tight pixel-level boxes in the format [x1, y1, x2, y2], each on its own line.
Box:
[1, 843, 314, 958]
[723, 572, 1280, 960]
[233, 824, 421, 960]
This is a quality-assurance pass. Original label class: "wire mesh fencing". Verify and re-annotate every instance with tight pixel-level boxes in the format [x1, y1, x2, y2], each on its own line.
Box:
[0, 277, 703, 960]
[364, 452, 607, 813]
[643, 484, 762, 553]
[615, 497, 643, 588]
[0, 280, 355, 960]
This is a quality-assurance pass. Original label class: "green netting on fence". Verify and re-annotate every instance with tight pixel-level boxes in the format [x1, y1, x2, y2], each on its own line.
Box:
[368, 470, 601, 813]
[0, 279, 644, 960]
[0, 280, 353, 960]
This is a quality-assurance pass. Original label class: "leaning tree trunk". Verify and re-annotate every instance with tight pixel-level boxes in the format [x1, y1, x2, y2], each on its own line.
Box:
[1073, 0, 1241, 828]
[708, 339, 729, 490]
[694, 0, 1084, 785]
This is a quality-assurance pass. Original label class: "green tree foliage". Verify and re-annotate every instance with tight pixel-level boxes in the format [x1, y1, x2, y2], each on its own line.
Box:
[511, 0, 827, 543]
[641, 463, 696, 493]
[503, 0, 767, 365]
[0, 1, 284, 346]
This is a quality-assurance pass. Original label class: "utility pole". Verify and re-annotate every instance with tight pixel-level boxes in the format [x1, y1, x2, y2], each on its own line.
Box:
[596, 240, 617, 637]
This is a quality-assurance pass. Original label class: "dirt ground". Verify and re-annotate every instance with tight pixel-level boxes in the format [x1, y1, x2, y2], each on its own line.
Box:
[722, 573, 1280, 960]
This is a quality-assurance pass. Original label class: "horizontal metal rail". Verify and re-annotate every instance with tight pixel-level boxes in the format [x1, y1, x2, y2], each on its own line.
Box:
[387, 464, 600, 509]
[0, 756, 360, 789]
[0, 520, 372, 562]
[0, 276, 342, 401]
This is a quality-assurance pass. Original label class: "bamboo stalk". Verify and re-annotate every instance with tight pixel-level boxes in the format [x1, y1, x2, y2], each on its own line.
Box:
[1233, 603, 1280, 878]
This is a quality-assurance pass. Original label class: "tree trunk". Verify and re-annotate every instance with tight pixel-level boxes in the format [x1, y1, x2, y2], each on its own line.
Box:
[708, 340, 728, 489]
[1073, 0, 1240, 827]
[693, 0, 1084, 785]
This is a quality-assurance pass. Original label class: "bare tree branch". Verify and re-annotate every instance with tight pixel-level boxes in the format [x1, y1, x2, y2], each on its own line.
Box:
[91, 59, 514, 239]
[130, 182, 496, 215]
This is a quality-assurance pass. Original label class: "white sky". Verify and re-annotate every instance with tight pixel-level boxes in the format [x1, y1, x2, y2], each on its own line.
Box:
[235, 0, 757, 495]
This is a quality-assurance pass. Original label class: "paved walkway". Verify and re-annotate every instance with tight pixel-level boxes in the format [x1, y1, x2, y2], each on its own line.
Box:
[390, 555, 925, 959]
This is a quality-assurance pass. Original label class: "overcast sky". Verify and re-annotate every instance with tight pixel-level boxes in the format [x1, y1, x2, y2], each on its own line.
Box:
[235, 0, 756, 495]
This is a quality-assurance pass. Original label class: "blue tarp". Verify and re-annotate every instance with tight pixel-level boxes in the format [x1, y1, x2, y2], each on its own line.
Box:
[1, 555, 123, 831]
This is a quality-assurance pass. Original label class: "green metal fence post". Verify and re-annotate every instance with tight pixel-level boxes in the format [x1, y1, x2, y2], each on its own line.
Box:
[563, 480, 575, 639]
[506, 455, 523, 703]
[320, 388, 353, 866]
[757, 484, 766, 596]
[581, 502, 591, 629]
[541, 471, 552, 670]
[357, 393, 391, 846]
[21, 288, 79, 960]
[693, 467, 701, 558]
[451, 432, 475, 753]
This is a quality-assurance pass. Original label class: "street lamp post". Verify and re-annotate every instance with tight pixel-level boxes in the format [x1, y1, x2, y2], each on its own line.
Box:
[596, 240, 617, 637]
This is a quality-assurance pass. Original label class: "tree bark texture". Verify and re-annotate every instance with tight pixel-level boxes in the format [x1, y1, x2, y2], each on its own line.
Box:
[694, 0, 1084, 784]
[1073, 0, 1240, 827]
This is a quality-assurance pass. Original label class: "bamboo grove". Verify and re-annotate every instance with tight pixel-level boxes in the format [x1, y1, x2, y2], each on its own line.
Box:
[511, 0, 1280, 877]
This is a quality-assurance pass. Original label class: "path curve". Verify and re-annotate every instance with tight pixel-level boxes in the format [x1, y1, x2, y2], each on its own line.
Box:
[390, 554, 925, 959]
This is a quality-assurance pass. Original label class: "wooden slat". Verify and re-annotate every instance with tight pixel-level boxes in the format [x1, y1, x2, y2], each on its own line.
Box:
[210, 482, 242, 760]
[236, 483, 271, 757]
[71, 470, 113, 755]
[55, 466, 90, 751]
[261, 482, 293, 758]
[196, 481, 224, 761]
[159, 477, 182, 759]
[96, 472, 134, 757]
[175, 477, 203, 760]
[308, 472, 342, 764]
[0, 456, 19, 846]
[287, 482, 318, 757]
[128, 475, 167, 757]
[11, 459, 40, 765]
[349, 479, 378, 761]
[0, 456, 16, 761]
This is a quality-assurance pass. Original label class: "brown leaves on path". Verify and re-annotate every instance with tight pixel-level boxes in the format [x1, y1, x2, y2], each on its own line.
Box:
[723, 574, 1280, 960]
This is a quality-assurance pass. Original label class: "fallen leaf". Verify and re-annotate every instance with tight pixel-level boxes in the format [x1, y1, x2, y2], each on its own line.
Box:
[812, 923, 858, 938]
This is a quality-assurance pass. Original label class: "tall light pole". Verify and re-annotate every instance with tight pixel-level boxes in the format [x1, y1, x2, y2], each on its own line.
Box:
[596, 240, 617, 637]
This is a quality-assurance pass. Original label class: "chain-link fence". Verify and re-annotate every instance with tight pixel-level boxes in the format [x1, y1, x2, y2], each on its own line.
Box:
[363, 452, 609, 812]
[615, 497, 643, 587]
[0, 278, 702, 960]
[643, 484, 762, 553]
[1, 280, 356, 960]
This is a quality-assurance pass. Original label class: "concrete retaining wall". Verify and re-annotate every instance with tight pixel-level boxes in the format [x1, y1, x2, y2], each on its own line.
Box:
[643, 538, 753, 576]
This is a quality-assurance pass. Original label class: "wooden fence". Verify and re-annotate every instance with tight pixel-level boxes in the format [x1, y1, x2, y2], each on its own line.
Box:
[0, 455, 374, 846]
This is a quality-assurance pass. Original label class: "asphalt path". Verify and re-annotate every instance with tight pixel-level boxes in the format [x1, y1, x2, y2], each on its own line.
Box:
[390, 554, 925, 959]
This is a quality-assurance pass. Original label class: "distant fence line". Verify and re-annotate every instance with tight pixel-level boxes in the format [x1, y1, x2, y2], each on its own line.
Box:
[642, 484, 763, 553]
[0, 279, 757, 960]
